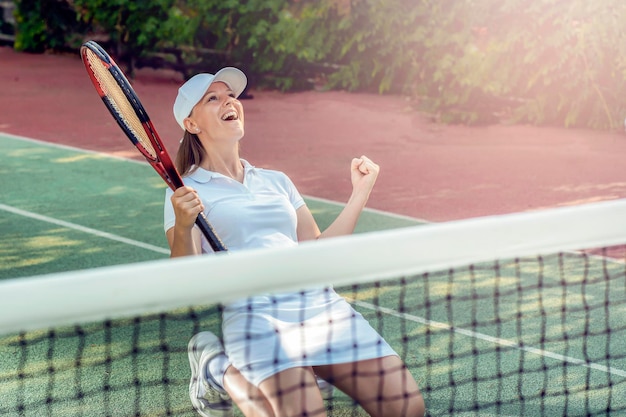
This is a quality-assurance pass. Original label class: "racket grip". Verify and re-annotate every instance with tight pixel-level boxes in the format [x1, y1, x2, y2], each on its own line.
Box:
[196, 213, 228, 252]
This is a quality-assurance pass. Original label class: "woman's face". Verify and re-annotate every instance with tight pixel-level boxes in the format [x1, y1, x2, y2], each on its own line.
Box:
[186, 81, 245, 142]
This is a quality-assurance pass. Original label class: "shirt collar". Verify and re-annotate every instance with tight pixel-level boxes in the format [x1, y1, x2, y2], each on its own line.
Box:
[186, 158, 256, 183]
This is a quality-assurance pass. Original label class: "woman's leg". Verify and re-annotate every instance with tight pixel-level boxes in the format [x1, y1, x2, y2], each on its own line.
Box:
[223, 366, 275, 417]
[314, 356, 425, 417]
[257, 366, 327, 417]
[189, 331, 275, 417]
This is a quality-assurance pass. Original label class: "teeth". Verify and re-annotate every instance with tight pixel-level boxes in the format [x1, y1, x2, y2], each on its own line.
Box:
[222, 111, 238, 121]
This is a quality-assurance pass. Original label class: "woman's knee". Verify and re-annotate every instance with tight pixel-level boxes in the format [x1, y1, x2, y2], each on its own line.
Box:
[224, 366, 274, 417]
[387, 390, 425, 417]
[258, 367, 326, 417]
[363, 388, 425, 417]
[316, 356, 425, 417]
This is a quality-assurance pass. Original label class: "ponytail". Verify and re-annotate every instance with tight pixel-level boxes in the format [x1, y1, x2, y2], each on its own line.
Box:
[175, 131, 205, 177]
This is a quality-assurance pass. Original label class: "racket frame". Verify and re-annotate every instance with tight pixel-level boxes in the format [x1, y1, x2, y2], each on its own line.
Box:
[80, 40, 227, 252]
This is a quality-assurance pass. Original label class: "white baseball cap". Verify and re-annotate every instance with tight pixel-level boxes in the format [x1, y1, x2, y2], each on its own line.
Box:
[173, 67, 247, 130]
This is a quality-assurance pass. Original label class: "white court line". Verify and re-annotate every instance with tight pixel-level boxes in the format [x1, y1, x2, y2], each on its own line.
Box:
[1, 132, 424, 259]
[306, 195, 429, 224]
[7, 133, 623, 379]
[352, 299, 626, 378]
[0, 132, 428, 223]
[0, 132, 148, 165]
[0, 203, 170, 255]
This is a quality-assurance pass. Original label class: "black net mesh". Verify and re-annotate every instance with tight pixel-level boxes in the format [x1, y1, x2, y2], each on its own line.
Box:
[2, 203, 626, 416]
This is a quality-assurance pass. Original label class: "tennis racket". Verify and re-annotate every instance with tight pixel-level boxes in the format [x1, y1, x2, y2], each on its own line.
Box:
[80, 40, 227, 252]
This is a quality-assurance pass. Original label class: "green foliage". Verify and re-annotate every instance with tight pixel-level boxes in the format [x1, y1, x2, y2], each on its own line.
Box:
[9, 0, 626, 130]
[413, 1, 626, 129]
[73, 0, 173, 64]
[164, 0, 331, 90]
[324, 0, 428, 94]
[13, 0, 83, 52]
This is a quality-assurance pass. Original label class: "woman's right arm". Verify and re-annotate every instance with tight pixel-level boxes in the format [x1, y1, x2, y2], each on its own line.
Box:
[166, 186, 204, 257]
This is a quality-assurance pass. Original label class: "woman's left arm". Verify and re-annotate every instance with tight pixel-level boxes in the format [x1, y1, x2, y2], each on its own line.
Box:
[296, 156, 379, 241]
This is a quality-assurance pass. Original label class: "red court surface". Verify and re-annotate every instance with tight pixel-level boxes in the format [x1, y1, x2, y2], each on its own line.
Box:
[2, 46, 626, 222]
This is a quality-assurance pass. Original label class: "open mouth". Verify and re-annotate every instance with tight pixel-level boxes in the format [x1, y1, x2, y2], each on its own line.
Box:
[222, 111, 239, 121]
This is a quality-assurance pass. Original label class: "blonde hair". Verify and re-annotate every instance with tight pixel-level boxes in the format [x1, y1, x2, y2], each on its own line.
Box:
[175, 131, 205, 177]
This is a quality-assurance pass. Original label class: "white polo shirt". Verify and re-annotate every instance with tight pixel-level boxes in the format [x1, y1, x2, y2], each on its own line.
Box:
[163, 159, 306, 253]
[164, 160, 398, 386]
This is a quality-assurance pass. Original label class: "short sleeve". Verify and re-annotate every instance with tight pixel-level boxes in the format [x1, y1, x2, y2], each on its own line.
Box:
[163, 188, 176, 233]
[279, 172, 306, 211]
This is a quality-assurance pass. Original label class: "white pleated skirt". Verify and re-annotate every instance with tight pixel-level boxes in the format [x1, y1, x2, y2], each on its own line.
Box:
[221, 286, 397, 386]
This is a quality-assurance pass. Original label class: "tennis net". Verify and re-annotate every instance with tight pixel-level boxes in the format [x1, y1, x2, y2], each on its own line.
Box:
[1, 199, 625, 416]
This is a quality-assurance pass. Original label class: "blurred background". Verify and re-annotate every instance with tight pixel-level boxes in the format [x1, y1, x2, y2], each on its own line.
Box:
[2, 0, 626, 131]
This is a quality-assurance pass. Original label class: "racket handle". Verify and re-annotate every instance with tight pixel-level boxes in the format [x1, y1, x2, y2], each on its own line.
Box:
[196, 213, 228, 252]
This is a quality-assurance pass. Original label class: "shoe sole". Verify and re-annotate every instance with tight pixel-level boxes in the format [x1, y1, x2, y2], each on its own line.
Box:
[188, 334, 208, 417]
[188, 333, 233, 417]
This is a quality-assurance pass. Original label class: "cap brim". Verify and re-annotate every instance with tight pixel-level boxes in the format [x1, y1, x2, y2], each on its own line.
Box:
[212, 67, 247, 98]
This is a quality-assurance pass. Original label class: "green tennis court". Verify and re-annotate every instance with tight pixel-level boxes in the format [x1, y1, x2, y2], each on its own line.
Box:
[0, 133, 421, 280]
[1, 133, 624, 416]
[0, 133, 422, 416]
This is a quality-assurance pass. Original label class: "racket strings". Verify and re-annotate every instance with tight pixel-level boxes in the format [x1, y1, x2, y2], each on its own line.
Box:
[83, 49, 158, 160]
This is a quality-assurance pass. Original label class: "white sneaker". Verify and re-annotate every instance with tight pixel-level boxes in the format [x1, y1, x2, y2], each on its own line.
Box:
[188, 332, 233, 417]
[317, 377, 334, 400]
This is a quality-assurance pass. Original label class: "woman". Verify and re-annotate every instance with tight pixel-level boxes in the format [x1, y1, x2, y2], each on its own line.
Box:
[164, 67, 425, 417]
